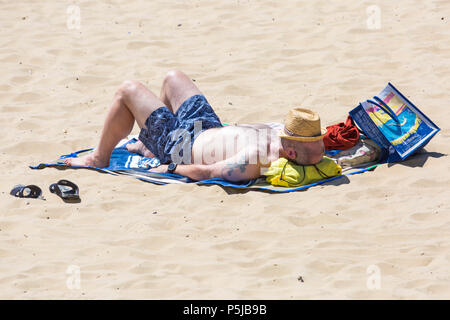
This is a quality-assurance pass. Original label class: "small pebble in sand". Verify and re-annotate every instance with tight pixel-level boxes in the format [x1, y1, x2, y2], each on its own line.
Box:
[152, 211, 157, 214]
[178, 24, 182, 27]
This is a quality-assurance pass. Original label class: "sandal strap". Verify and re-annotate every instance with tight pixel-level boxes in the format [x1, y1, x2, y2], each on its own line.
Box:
[10, 184, 43, 199]
[49, 180, 80, 200]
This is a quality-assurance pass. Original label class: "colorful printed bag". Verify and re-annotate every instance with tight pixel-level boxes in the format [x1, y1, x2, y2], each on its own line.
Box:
[349, 83, 440, 162]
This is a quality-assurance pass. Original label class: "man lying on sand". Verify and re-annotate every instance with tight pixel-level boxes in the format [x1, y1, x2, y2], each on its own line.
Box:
[65, 70, 325, 182]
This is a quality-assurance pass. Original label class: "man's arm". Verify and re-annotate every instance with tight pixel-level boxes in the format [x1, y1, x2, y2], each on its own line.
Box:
[150, 150, 263, 182]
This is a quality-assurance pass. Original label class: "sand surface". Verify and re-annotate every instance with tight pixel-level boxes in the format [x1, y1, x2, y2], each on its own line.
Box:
[0, 0, 449, 299]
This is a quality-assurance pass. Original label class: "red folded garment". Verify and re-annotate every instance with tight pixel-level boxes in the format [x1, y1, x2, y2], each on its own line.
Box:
[323, 115, 360, 150]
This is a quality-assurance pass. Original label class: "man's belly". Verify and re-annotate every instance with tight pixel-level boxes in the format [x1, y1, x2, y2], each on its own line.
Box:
[191, 125, 279, 165]
[191, 126, 239, 165]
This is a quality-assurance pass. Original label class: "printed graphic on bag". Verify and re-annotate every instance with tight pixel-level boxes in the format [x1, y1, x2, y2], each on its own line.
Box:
[365, 91, 432, 149]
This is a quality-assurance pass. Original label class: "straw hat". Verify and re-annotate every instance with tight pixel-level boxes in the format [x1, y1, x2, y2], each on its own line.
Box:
[279, 108, 327, 142]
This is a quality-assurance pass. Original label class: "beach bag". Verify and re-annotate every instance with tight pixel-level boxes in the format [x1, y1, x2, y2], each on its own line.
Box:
[349, 83, 440, 163]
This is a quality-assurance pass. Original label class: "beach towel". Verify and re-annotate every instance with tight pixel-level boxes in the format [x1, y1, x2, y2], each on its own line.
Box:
[30, 136, 379, 193]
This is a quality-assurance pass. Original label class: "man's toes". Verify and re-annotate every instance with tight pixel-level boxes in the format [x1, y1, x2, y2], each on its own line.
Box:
[126, 142, 138, 152]
[126, 140, 154, 157]
[143, 149, 155, 158]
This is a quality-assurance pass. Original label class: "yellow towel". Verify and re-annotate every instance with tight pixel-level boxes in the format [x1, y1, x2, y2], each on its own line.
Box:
[264, 157, 342, 187]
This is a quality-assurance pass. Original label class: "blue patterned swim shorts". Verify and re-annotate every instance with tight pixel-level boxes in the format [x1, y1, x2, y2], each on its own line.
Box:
[138, 94, 222, 164]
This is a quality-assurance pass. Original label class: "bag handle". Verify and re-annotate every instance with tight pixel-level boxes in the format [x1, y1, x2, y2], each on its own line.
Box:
[367, 97, 400, 123]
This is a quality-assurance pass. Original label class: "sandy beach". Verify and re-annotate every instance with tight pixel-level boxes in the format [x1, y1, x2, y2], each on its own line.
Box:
[0, 0, 449, 299]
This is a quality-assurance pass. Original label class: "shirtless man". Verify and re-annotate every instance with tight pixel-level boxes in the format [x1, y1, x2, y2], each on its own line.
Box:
[65, 70, 325, 182]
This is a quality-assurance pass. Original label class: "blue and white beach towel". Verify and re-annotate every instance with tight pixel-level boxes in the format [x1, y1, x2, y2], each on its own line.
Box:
[30, 136, 379, 193]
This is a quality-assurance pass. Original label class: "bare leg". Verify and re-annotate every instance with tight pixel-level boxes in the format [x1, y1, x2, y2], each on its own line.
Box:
[159, 70, 202, 114]
[127, 71, 204, 159]
[65, 80, 165, 167]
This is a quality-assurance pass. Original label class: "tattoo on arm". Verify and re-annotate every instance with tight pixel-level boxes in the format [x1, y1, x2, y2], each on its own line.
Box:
[222, 155, 248, 178]
[223, 162, 247, 177]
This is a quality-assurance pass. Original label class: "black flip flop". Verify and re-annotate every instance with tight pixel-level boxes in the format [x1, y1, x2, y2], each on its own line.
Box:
[10, 184, 45, 200]
[49, 180, 80, 203]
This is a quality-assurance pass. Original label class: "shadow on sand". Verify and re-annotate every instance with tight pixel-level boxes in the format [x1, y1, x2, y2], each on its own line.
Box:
[219, 174, 352, 195]
[387, 149, 446, 168]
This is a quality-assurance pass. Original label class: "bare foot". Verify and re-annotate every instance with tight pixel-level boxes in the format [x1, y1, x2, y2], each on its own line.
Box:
[126, 140, 155, 158]
[64, 152, 109, 168]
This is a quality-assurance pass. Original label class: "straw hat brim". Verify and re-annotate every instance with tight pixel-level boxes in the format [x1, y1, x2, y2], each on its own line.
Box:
[278, 127, 327, 142]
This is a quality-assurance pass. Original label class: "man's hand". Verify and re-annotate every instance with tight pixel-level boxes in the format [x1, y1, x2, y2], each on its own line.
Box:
[148, 164, 168, 173]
